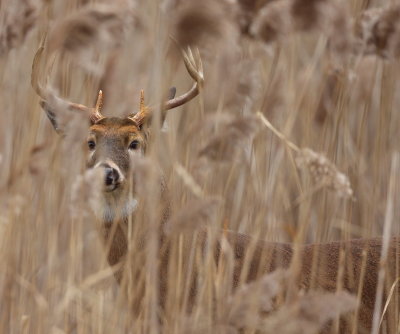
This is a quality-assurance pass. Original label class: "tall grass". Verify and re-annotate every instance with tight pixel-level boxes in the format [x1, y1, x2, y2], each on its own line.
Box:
[1, 0, 400, 333]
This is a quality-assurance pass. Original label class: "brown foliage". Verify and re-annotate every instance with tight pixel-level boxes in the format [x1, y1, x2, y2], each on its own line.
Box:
[0, 0, 40, 55]
[354, 4, 400, 58]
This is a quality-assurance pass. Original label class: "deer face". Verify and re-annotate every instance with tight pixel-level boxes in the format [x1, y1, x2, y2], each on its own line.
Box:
[31, 45, 203, 219]
[86, 117, 146, 194]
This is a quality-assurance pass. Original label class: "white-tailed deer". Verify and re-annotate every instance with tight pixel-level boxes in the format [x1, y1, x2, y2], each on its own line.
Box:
[32, 47, 399, 334]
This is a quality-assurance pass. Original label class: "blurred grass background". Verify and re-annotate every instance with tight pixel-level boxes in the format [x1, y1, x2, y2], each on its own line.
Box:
[1, 0, 400, 332]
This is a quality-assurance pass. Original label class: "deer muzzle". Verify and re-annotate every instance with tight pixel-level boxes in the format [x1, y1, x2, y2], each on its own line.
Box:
[96, 161, 124, 192]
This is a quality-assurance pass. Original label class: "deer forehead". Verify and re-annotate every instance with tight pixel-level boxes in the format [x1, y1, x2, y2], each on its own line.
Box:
[89, 117, 142, 140]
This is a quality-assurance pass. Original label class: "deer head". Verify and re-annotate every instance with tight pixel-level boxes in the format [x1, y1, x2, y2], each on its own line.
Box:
[31, 46, 203, 218]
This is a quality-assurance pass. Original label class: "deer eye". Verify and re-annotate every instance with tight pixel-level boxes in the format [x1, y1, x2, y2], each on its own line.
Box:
[88, 140, 96, 150]
[129, 140, 140, 150]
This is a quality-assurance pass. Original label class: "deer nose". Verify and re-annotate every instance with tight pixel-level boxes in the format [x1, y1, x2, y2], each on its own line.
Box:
[104, 166, 120, 186]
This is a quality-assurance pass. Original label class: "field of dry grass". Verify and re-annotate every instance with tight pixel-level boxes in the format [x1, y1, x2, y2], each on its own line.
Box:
[1, 0, 400, 333]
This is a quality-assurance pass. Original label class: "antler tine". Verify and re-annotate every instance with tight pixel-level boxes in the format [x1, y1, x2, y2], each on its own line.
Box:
[31, 46, 48, 100]
[90, 90, 105, 123]
[182, 47, 204, 83]
[128, 90, 150, 127]
[162, 46, 204, 112]
[31, 46, 104, 126]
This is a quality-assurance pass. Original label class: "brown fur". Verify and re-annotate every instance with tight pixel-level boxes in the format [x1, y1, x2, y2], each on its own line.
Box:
[34, 102, 399, 332]
[81, 117, 399, 333]
[220, 233, 399, 333]
[102, 211, 399, 333]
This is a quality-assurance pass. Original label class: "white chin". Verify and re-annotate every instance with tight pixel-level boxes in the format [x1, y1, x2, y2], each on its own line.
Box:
[104, 184, 120, 192]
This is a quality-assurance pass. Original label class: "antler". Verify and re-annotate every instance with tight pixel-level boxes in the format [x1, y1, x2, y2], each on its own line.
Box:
[129, 47, 204, 128]
[163, 47, 204, 111]
[31, 46, 104, 132]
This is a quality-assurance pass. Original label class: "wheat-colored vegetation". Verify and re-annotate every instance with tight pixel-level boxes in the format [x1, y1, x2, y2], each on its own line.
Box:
[1, 0, 400, 333]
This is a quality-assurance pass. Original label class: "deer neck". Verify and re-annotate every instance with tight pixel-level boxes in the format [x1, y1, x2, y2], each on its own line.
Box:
[99, 179, 170, 282]
[103, 197, 138, 224]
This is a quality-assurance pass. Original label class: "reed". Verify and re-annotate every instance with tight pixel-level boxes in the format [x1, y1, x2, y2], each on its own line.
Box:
[1, 0, 400, 333]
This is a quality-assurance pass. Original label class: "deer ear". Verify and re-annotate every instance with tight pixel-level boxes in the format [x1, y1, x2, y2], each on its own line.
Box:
[40, 100, 65, 134]
[160, 87, 177, 125]
[39, 90, 104, 135]
[40, 101, 90, 135]
[168, 87, 176, 100]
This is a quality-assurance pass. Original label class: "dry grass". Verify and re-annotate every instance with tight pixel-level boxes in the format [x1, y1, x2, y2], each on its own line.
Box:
[1, 0, 400, 333]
